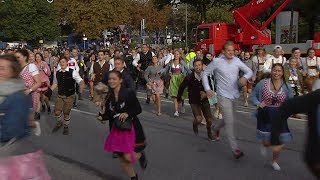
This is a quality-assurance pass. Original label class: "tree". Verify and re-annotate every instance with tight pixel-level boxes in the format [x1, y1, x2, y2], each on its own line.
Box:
[54, 0, 132, 39]
[129, 1, 171, 31]
[0, 0, 60, 44]
[154, 0, 249, 23]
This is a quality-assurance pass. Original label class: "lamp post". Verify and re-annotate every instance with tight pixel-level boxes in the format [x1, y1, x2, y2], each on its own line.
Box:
[82, 34, 87, 50]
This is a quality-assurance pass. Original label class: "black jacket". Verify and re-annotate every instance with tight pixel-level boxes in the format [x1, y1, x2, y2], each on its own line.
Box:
[102, 68, 135, 91]
[271, 90, 320, 165]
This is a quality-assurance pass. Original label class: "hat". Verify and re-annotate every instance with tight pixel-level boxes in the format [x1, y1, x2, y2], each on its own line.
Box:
[312, 80, 320, 91]
[256, 45, 265, 50]
[274, 45, 282, 50]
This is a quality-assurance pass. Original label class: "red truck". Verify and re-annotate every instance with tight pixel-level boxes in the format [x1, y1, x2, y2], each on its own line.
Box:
[194, 0, 320, 56]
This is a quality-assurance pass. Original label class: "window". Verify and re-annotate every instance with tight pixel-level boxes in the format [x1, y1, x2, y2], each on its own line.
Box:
[197, 28, 209, 42]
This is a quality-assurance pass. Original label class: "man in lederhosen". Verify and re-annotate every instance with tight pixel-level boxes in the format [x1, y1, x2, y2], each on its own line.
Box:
[302, 48, 320, 92]
[50, 57, 84, 135]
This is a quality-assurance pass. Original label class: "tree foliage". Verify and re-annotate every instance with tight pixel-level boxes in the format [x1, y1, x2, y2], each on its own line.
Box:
[129, 1, 171, 31]
[54, 0, 132, 39]
[0, 0, 60, 43]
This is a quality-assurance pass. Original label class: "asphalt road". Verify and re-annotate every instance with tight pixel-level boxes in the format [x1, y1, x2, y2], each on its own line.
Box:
[30, 90, 316, 180]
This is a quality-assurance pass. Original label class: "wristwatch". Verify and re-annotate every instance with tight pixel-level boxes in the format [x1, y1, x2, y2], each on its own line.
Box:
[29, 88, 33, 93]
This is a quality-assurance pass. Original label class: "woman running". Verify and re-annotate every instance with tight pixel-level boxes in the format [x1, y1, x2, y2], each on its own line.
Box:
[144, 55, 164, 116]
[86, 52, 97, 100]
[160, 50, 191, 117]
[104, 70, 147, 180]
[33, 53, 52, 114]
[15, 49, 42, 136]
[252, 63, 293, 171]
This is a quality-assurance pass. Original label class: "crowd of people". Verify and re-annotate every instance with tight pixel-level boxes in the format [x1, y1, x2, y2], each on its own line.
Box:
[0, 41, 319, 179]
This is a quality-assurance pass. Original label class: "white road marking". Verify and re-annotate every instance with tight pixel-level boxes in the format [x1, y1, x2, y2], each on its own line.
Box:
[236, 110, 307, 122]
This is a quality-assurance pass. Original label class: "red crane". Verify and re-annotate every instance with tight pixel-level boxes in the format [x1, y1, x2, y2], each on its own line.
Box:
[194, 0, 293, 54]
[233, 0, 291, 45]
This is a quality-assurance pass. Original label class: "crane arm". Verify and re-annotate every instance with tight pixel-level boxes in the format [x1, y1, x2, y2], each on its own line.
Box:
[233, 0, 291, 31]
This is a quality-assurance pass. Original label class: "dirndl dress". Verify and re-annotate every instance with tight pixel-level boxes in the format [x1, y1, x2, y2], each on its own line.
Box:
[20, 64, 39, 112]
[256, 79, 292, 144]
[169, 66, 187, 99]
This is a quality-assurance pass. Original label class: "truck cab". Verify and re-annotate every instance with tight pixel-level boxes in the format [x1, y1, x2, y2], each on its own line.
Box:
[194, 23, 238, 56]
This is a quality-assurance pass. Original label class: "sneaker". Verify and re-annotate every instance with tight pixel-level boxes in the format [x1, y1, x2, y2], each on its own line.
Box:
[73, 102, 77, 108]
[218, 113, 223, 119]
[211, 130, 220, 141]
[174, 111, 179, 117]
[33, 121, 41, 136]
[244, 101, 248, 107]
[193, 124, 198, 135]
[52, 122, 63, 133]
[63, 126, 69, 135]
[41, 105, 46, 112]
[271, 161, 281, 171]
[260, 145, 267, 157]
[157, 112, 162, 116]
[180, 106, 185, 114]
[78, 93, 83, 100]
[139, 151, 148, 170]
[200, 120, 207, 125]
[233, 149, 244, 159]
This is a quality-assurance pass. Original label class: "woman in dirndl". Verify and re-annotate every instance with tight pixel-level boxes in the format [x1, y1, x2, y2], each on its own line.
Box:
[144, 55, 164, 116]
[33, 53, 52, 114]
[252, 63, 293, 171]
[15, 49, 42, 136]
[104, 71, 147, 180]
[160, 50, 191, 117]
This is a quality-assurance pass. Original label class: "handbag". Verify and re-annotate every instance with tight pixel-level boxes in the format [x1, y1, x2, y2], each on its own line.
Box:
[113, 114, 133, 131]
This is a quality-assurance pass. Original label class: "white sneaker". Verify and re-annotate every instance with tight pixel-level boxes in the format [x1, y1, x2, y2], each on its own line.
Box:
[33, 121, 41, 136]
[218, 113, 223, 119]
[271, 162, 281, 171]
[174, 111, 179, 117]
[260, 145, 267, 157]
[180, 106, 185, 114]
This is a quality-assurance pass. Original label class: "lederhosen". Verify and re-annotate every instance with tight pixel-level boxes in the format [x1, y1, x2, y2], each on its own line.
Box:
[304, 57, 319, 92]
[288, 69, 302, 96]
[256, 56, 267, 83]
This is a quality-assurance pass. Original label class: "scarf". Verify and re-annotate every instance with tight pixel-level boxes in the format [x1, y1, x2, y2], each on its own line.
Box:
[0, 79, 25, 104]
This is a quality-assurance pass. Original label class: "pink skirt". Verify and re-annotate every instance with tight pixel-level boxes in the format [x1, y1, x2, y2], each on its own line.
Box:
[104, 125, 136, 162]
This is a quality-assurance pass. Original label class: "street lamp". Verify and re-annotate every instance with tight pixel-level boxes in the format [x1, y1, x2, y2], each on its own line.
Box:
[82, 34, 87, 50]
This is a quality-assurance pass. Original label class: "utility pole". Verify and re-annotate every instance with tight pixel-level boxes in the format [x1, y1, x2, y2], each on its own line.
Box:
[141, 19, 145, 44]
[185, 4, 188, 48]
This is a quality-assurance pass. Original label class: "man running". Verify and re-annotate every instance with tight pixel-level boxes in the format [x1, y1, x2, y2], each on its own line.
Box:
[50, 57, 84, 135]
[202, 41, 253, 159]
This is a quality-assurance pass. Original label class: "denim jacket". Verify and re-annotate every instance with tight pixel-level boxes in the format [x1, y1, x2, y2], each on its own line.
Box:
[0, 89, 31, 142]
